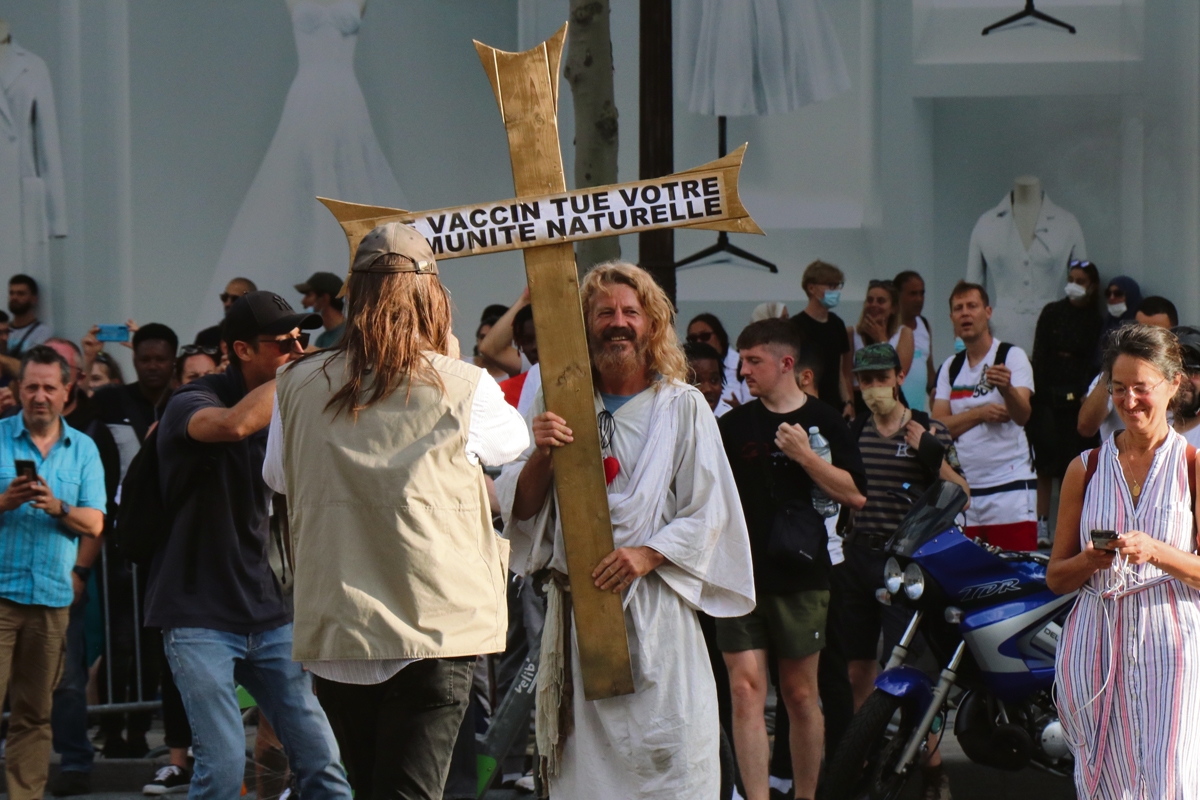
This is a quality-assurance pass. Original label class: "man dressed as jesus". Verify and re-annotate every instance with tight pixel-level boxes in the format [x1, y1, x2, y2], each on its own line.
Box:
[497, 261, 755, 799]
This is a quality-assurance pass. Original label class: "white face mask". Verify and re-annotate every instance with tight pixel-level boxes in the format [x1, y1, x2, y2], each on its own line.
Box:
[861, 386, 899, 416]
[1108, 302, 1127, 317]
[1064, 283, 1087, 300]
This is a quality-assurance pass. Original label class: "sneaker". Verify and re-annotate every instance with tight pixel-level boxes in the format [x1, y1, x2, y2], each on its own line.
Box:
[514, 774, 536, 793]
[922, 773, 951, 800]
[49, 770, 92, 797]
[144, 765, 192, 795]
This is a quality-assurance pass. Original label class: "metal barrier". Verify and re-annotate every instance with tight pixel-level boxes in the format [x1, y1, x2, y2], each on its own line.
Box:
[92, 543, 161, 716]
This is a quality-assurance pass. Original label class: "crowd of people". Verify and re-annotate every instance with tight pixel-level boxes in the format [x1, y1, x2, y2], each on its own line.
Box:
[0, 235, 1191, 800]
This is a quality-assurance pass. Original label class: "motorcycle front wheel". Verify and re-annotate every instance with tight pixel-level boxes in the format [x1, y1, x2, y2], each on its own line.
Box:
[822, 690, 922, 800]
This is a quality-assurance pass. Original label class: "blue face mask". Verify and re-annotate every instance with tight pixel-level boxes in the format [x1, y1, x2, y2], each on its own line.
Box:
[953, 337, 966, 354]
[820, 290, 841, 309]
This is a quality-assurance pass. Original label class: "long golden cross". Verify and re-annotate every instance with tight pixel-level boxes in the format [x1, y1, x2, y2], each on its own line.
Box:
[320, 24, 762, 700]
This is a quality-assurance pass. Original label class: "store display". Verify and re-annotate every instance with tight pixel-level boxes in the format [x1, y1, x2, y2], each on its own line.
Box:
[676, 0, 850, 117]
[966, 176, 1086, 353]
[0, 22, 68, 279]
[203, 0, 404, 323]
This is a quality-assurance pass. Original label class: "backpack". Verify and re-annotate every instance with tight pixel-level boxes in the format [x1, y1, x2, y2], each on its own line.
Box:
[115, 427, 209, 569]
[947, 342, 1013, 387]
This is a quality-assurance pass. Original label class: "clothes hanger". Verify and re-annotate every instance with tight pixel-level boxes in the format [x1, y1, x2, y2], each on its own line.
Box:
[674, 116, 778, 274]
[982, 0, 1076, 36]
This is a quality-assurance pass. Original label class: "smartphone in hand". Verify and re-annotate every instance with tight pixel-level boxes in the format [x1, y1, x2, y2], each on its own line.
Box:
[1091, 529, 1120, 551]
[13, 460, 37, 485]
[95, 324, 130, 343]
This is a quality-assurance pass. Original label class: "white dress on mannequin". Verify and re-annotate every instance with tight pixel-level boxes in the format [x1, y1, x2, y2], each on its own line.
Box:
[202, 0, 404, 328]
[966, 193, 1086, 354]
[676, 0, 850, 116]
[0, 42, 67, 292]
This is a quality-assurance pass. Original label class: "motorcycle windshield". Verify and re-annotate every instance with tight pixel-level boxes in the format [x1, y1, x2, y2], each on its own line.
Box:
[887, 480, 970, 557]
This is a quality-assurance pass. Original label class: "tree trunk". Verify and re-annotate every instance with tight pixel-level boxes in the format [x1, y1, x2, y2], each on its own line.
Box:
[564, 0, 620, 272]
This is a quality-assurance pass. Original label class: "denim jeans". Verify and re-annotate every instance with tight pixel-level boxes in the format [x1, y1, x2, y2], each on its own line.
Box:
[51, 598, 93, 773]
[163, 623, 351, 800]
[314, 657, 475, 800]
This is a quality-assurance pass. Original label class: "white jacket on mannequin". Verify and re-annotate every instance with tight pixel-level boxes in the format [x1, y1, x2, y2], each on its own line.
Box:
[0, 42, 68, 281]
[966, 193, 1085, 353]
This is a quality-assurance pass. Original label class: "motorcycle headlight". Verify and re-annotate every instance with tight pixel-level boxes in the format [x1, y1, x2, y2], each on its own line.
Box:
[903, 563, 925, 600]
[884, 557, 903, 595]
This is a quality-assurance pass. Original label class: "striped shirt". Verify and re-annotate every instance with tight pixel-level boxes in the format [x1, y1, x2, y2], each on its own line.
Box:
[853, 415, 954, 541]
[1056, 431, 1200, 796]
[0, 414, 106, 608]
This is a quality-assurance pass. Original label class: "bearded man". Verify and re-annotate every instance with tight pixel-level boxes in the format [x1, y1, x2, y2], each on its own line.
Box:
[497, 262, 755, 800]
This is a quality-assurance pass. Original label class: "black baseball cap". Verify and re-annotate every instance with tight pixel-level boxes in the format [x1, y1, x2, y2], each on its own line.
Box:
[1174, 326, 1200, 371]
[222, 291, 320, 346]
[294, 272, 344, 297]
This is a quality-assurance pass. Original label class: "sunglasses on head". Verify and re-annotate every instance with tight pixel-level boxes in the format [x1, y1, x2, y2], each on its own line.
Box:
[180, 344, 219, 358]
[1068, 260, 1096, 270]
[868, 279, 894, 289]
[258, 333, 310, 353]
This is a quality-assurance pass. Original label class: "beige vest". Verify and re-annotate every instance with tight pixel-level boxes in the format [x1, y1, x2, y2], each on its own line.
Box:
[277, 352, 507, 662]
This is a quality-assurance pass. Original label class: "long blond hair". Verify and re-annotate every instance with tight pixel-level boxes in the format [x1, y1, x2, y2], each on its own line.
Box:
[580, 261, 688, 387]
[311, 269, 453, 419]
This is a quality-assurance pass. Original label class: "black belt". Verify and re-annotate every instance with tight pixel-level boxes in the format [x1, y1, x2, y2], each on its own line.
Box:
[972, 479, 1037, 497]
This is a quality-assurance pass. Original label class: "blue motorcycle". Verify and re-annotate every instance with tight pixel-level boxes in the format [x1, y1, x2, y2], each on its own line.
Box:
[824, 481, 1076, 800]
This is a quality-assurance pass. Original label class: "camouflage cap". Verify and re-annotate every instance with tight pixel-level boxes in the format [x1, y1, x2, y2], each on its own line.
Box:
[852, 342, 902, 373]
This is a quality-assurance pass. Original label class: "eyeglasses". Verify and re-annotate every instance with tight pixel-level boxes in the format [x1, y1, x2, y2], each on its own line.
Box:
[686, 331, 714, 344]
[258, 333, 310, 353]
[1110, 378, 1165, 401]
[180, 344, 219, 358]
[1105, 288, 1125, 299]
[219, 292, 247, 304]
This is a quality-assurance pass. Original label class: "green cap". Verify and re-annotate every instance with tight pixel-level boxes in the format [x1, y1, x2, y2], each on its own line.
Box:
[852, 342, 901, 373]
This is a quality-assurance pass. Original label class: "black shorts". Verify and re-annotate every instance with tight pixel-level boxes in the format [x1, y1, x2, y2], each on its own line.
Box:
[836, 544, 889, 662]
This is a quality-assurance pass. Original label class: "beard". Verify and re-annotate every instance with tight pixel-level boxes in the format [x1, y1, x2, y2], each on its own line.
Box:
[589, 325, 647, 378]
[8, 299, 30, 316]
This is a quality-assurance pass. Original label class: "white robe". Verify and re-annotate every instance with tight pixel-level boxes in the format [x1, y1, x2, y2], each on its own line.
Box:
[496, 380, 755, 800]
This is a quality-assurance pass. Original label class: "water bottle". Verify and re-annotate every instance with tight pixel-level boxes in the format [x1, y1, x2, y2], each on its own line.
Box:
[809, 426, 840, 518]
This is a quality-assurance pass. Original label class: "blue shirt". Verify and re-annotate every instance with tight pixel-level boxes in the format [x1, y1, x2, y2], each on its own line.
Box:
[0, 414, 106, 608]
[600, 392, 637, 415]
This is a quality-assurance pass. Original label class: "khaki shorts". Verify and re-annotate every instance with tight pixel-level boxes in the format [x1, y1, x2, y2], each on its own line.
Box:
[716, 589, 829, 660]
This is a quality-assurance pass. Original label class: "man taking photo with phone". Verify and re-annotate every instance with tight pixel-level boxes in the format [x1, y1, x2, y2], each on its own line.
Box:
[0, 345, 105, 800]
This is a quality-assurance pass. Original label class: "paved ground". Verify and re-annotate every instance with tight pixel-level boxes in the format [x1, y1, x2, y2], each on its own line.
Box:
[0, 729, 1077, 800]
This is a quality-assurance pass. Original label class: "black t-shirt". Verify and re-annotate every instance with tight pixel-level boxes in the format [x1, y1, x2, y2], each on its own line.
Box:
[144, 367, 289, 634]
[791, 311, 850, 410]
[719, 398, 867, 594]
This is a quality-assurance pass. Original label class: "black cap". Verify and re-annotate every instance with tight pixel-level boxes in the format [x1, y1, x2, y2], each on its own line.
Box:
[223, 291, 320, 346]
[1174, 326, 1200, 371]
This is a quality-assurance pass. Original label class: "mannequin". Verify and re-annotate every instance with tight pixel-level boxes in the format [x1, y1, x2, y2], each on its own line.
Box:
[1011, 175, 1040, 251]
[966, 177, 1086, 353]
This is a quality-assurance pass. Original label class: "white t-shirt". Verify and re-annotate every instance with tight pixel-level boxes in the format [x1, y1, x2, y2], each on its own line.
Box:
[723, 348, 751, 405]
[902, 317, 932, 412]
[934, 339, 1036, 489]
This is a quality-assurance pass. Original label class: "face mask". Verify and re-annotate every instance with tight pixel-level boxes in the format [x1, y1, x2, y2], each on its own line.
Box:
[1064, 283, 1087, 300]
[820, 290, 841, 309]
[862, 386, 898, 416]
[1108, 302, 1127, 317]
[953, 337, 966, 354]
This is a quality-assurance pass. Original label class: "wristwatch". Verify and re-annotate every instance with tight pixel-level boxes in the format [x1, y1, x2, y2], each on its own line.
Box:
[72, 565, 91, 582]
[53, 500, 71, 519]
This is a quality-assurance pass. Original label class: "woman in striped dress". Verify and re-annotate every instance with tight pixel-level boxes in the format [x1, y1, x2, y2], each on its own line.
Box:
[1048, 324, 1200, 799]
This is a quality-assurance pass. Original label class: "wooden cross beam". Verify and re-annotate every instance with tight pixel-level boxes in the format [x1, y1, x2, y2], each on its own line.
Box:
[319, 24, 762, 700]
